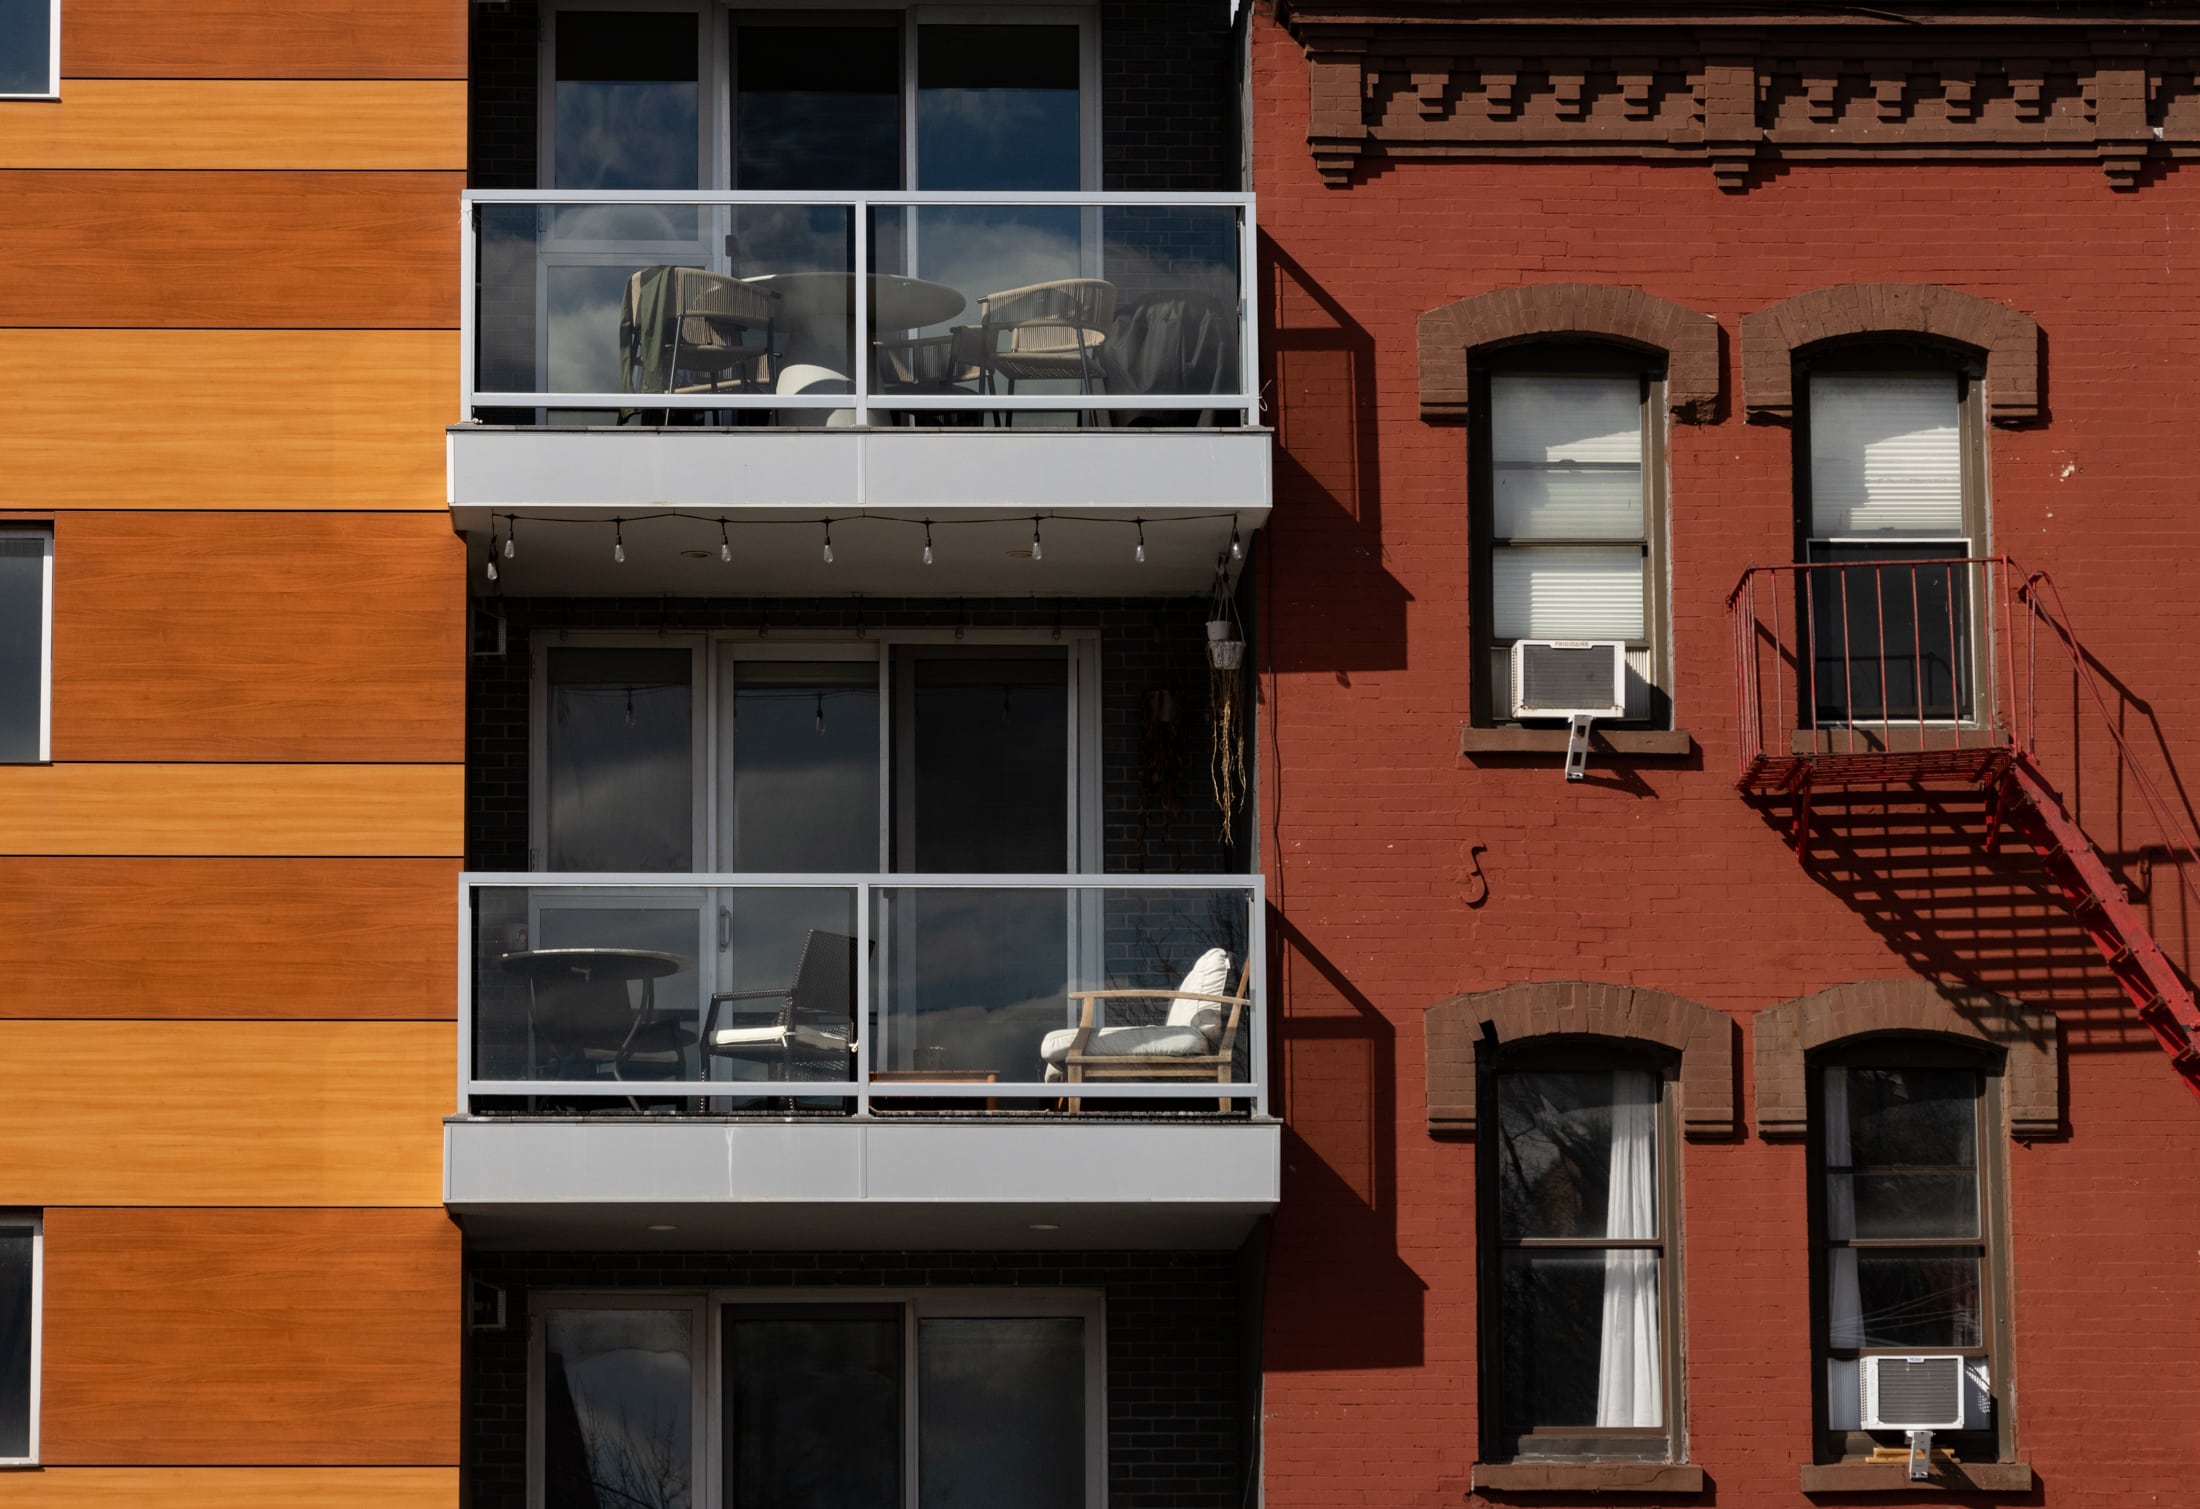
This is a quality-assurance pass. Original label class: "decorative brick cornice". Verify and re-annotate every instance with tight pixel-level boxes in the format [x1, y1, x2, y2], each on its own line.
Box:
[1741, 282, 2042, 424]
[1418, 283, 1721, 423]
[1425, 980, 1738, 1140]
[1276, 8, 2200, 190]
[1752, 978, 2062, 1141]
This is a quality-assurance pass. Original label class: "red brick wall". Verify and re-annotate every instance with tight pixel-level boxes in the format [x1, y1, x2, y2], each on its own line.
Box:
[1252, 11, 2200, 1506]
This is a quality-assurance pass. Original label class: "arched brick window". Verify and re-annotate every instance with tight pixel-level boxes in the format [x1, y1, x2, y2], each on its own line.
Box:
[1740, 283, 2042, 426]
[1418, 284, 1720, 424]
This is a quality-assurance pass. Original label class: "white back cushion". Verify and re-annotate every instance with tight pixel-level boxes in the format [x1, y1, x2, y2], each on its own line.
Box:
[1165, 948, 1235, 1036]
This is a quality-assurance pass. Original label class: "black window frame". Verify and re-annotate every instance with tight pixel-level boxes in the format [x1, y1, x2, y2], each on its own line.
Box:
[1477, 1039, 1685, 1466]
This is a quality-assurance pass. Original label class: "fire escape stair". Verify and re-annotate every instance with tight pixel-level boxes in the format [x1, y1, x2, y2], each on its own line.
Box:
[1993, 751, 2200, 1103]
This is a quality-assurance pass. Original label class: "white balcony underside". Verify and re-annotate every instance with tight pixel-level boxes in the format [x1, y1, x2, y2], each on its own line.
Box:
[448, 425, 1272, 596]
[445, 1116, 1280, 1250]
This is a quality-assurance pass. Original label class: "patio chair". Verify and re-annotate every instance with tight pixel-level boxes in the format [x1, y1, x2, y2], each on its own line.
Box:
[965, 277, 1116, 424]
[701, 929, 858, 1102]
[619, 266, 778, 413]
[1039, 947, 1250, 1113]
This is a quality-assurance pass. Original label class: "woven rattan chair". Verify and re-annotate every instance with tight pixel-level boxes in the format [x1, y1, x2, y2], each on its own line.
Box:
[619, 265, 778, 399]
[967, 277, 1116, 423]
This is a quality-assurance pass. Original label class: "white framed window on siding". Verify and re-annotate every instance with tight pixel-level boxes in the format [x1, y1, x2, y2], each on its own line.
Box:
[0, 1213, 41, 1466]
[1482, 370, 1660, 723]
[0, 0, 59, 99]
[0, 527, 53, 763]
[1802, 370, 1978, 725]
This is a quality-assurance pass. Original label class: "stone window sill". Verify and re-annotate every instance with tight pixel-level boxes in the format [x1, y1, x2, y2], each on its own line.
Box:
[1798, 1460, 2033, 1493]
[1472, 1462, 1706, 1493]
[1458, 725, 1695, 757]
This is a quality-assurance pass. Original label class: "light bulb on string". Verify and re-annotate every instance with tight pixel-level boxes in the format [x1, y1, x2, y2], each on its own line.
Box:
[503, 518, 516, 559]
[822, 520, 834, 564]
[719, 518, 732, 564]
[485, 525, 500, 581]
[1030, 516, 1043, 563]
[923, 520, 934, 566]
[613, 518, 626, 564]
[1134, 519, 1146, 565]
[1229, 518, 1242, 561]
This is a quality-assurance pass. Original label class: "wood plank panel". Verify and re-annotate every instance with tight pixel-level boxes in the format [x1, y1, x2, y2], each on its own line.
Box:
[51, 514, 466, 763]
[40, 1209, 459, 1465]
[0, 1022, 451, 1205]
[0, 80, 465, 170]
[0, 330, 453, 507]
[0, 764, 462, 856]
[67, 0, 466, 80]
[0, 1468, 456, 1507]
[0, 859, 457, 1019]
[0, 172, 461, 330]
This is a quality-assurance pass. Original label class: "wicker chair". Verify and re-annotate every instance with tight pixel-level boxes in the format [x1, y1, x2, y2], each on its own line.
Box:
[619, 265, 778, 400]
[966, 277, 1116, 423]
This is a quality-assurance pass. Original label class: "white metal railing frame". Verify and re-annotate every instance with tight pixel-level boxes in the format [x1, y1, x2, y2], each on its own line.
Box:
[460, 189, 1261, 425]
[457, 870, 1270, 1117]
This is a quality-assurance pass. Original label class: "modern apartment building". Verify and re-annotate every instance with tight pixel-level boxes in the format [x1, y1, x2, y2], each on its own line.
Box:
[1254, 1, 2200, 1503]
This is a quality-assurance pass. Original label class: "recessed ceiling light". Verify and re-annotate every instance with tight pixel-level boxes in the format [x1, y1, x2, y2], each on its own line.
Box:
[679, 549, 711, 559]
[1027, 1222, 1061, 1232]
[646, 1223, 678, 1232]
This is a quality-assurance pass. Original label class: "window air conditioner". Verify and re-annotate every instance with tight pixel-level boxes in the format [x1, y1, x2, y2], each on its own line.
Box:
[1859, 1355, 1967, 1431]
[1510, 640, 1628, 721]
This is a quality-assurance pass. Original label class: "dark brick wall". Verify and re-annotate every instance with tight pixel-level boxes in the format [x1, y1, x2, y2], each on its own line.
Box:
[469, 1, 1239, 192]
[467, 595, 1241, 875]
[464, 1246, 1256, 1509]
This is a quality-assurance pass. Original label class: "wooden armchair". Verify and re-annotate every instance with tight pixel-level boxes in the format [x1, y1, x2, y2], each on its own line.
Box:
[1050, 954, 1251, 1113]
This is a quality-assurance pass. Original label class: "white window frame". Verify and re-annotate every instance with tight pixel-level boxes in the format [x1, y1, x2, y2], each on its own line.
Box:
[0, 527, 53, 764]
[0, 1212, 42, 1468]
[529, 1286, 1107, 1509]
[0, 1, 60, 101]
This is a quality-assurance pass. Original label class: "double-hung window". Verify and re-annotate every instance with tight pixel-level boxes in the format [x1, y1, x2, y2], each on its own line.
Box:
[534, 1290, 1105, 1508]
[0, 527, 53, 763]
[1473, 353, 1667, 726]
[0, 1213, 40, 1466]
[1813, 1050, 2010, 1463]
[1799, 357, 1984, 726]
[1483, 1051, 1680, 1463]
[0, 1, 57, 99]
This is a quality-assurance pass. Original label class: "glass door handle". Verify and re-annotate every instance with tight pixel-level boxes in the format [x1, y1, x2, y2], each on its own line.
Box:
[717, 906, 732, 950]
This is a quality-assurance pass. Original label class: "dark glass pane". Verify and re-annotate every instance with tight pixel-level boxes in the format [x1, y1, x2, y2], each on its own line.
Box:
[546, 647, 694, 872]
[728, 661, 879, 872]
[1495, 1071, 1657, 1240]
[1852, 1248, 1983, 1349]
[736, 23, 901, 190]
[553, 12, 700, 190]
[1836, 1170, 1980, 1240]
[543, 1309, 693, 1509]
[916, 25, 1080, 191]
[918, 1317, 1084, 1509]
[905, 653, 1067, 873]
[723, 1309, 901, 1509]
[1806, 546, 1971, 723]
[0, 1228, 29, 1458]
[1501, 1249, 1660, 1432]
[0, 0, 51, 95]
[0, 535, 45, 762]
[1843, 1067, 1979, 1170]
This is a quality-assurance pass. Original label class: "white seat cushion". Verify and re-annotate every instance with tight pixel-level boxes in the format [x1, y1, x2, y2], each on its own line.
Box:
[1165, 947, 1235, 1038]
[708, 1024, 848, 1053]
[1040, 1024, 1215, 1063]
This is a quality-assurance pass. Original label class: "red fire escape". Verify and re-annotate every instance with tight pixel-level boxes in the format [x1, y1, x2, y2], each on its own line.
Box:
[1729, 557, 2200, 1104]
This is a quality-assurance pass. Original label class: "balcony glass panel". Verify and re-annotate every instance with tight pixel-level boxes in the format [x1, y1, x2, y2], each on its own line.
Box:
[464, 879, 1262, 1115]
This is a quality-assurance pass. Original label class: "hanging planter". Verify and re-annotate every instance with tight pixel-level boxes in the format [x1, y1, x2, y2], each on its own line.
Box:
[1206, 575, 1249, 847]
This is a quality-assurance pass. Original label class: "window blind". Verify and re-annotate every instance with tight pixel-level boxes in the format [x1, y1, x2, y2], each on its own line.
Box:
[1808, 373, 1962, 537]
[1492, 545, 1646, 640]
[1492, 375, 1644, 540]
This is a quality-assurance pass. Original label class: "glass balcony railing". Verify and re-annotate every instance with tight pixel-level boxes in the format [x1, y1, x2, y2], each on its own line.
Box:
[465, 192, 1256, 426]
[462, 874, 1267, 1116]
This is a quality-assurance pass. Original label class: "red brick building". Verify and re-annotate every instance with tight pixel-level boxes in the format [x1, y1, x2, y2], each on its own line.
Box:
[1253, 4, 2200, 1502]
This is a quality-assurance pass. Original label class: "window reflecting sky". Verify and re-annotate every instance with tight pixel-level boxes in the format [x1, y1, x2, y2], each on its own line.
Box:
[0, 0, 52, 96]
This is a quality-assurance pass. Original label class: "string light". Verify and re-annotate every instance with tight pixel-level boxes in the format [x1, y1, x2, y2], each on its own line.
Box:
[613, 518, 625, 564]
[485, 522, 500, 582]
[922, 520, 934, 566]
[719, 518, 731, 563]
[1030, 516, 1043, 563]
[1135, 519, 1146, 564]
[822, 520, 834, 564]
[1230, 517, 1242, 561]
[503, 517, 516, 559]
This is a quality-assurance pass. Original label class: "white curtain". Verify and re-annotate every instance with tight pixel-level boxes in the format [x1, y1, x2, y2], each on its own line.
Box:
[1594, 1070, 1661, 1427]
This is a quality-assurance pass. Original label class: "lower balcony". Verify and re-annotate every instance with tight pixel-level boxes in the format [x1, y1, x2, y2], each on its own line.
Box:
[445, 873, 1278, 1248]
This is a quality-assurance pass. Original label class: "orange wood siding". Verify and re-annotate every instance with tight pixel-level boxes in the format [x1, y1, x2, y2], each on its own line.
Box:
[49, 513, 466, 762]
[0, 763, 462, 857]
[0, 173, 461, 329]
[0, 80, 466, 171]
[0, 329, 454, 506]
[65, 0, 466, 80]
[0, 858, 457, 1019]
[0, 1468, 457, 1507]
[0, 1022, 451, 1205]
[39, 1209, 460, 1465]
